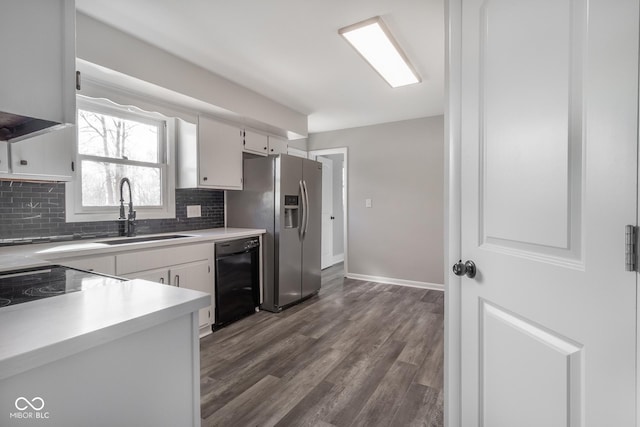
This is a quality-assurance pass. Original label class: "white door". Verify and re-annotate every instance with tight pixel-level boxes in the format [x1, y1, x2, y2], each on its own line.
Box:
[458, 0, 638, 426]
[318, 156, 334, 269]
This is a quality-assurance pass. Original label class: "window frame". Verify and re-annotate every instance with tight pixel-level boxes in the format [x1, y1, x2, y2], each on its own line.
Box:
[66, 96, 176, 222]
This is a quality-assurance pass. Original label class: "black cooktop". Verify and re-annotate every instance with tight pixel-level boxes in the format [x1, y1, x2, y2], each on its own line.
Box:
[0, 265, 126, 308]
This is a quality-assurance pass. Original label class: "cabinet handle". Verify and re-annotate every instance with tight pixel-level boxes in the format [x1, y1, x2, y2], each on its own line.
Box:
[160, 277, 164, 284]
[20, 160, 28, 166]
[175, 274, 180, 287]
[263, 146, 267, 150]
[203, 177, 208, 181]
[76, 71, 82, 90]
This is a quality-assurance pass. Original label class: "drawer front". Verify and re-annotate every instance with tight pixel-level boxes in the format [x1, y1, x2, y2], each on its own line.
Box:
[116, 243, 211, 275]
[124, 268, 170, 285]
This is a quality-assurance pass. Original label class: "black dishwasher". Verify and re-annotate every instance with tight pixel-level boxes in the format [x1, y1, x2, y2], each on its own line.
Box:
[214, 237, 260, 328]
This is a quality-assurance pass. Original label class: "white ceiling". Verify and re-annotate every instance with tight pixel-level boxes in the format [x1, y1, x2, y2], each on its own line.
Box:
[75, 0, 444, 134]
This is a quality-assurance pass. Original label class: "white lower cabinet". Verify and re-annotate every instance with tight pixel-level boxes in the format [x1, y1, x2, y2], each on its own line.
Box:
[126, 267, 169, 285]
[127, 260, 212, 330]
[116, 243, 214, 336]
[57, 243, 215, 336]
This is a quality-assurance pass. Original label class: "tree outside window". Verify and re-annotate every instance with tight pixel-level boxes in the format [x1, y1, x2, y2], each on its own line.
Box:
[77, 107, 165, 208]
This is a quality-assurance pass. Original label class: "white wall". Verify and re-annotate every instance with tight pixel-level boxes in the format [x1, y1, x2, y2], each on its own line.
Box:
[287, 138, 308, 151]
[308, 116, 444, 285]
[76, 12, 307, 138]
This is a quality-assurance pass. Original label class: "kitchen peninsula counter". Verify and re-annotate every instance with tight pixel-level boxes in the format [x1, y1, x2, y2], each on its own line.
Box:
[0, 228, 265, 426]
[0, 274, 209, 426]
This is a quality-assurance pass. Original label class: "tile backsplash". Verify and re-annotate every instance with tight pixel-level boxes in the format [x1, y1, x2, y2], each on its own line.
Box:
[0, 180, 224, 241]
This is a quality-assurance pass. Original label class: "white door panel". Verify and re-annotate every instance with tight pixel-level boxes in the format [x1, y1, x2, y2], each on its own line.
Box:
[318, 156, 334, 269]
[459, 0, 638, 425]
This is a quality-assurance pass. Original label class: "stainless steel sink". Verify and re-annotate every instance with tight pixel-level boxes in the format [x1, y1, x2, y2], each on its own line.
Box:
[98, 234, 192, 245]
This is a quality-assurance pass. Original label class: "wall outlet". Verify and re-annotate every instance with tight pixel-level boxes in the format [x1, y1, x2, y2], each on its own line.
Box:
[186, 205, 202, 218]
[365, 198, 372, 208]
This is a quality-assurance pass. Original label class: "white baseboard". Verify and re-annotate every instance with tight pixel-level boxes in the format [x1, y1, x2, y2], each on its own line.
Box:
[331, 253, 344, 265]
[345, 273, 444, 291]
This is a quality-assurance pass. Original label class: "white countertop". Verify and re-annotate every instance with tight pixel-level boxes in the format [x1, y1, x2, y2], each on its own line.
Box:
[0, 227, 266, 266]
[0, 227, 265, 380]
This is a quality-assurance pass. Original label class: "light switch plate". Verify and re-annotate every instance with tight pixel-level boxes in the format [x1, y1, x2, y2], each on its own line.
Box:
[186, 205, 201, 218]
[365, 198, 372, 208]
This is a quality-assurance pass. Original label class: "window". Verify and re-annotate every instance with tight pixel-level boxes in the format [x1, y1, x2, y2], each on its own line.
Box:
[67, 97, 176, 222]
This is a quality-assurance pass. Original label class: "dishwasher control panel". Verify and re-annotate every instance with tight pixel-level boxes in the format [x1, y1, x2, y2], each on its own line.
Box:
[215, 237, 260, 256]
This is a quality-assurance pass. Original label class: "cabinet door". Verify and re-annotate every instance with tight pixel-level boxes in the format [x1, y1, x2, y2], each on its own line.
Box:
[0, 0, 75, 126]
[9, 126, 75, 181]
[243, 129, 268, 156]
[170, 260, 212, 329]
[268, 136, 288, 155]
[126, 268, 170, 285]
[57, 255, 116, 276]
[198, 116, 243, 190]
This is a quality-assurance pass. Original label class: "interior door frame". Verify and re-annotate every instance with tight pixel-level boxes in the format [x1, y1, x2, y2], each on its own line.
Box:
[316, 155, 334, 269]
[444, 0, 462, 426]
[308, 147, 349, 276]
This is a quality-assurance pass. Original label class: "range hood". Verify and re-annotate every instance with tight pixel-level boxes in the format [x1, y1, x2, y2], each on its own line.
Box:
[0, 111, 61, 142]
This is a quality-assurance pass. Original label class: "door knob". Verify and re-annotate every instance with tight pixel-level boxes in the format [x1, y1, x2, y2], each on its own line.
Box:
[453, 259, 476, 278]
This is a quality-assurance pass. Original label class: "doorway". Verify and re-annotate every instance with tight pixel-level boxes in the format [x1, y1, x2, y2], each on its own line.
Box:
[308, 148, 348, 274]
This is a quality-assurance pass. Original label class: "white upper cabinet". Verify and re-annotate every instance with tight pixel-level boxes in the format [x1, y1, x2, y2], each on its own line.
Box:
[242, 129, 269, 156]
[177, 116, 243, 190]
[4, 126, 76, 181]
[199, 117, 243, 190]
[268, 136, 288, 155]
[0, 0, 76, 141]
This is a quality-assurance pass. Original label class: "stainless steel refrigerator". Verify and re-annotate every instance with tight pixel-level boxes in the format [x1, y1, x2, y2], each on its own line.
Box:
[227, 154, 322, 312]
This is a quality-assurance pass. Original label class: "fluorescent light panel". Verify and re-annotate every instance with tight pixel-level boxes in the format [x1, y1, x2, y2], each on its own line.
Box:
[339, 17, 420, 88]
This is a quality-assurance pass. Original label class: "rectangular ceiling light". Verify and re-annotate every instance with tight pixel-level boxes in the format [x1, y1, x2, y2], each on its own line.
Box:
[339, 17, 420, 88]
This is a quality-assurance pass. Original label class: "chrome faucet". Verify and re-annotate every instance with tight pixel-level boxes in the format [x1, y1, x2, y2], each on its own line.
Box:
[118, 177, 136, 237]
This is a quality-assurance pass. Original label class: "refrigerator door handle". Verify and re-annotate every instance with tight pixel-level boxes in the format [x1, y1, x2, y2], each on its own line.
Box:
[299, 180, 307, 239]
[302, 180, 310, 239]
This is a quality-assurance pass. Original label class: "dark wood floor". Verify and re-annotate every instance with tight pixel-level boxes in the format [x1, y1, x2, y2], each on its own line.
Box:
[200, 263, 444, 427]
